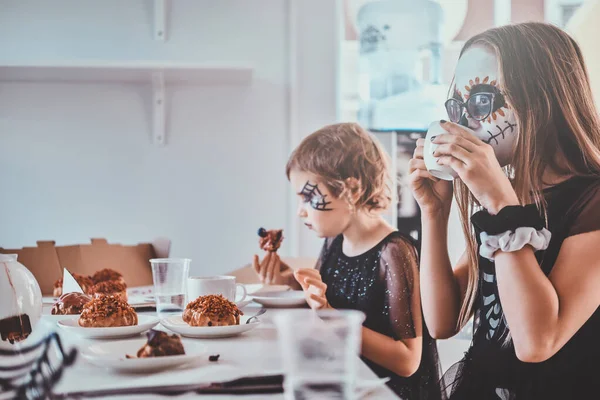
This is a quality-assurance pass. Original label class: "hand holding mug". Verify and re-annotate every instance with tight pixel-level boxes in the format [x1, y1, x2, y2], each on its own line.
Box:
[431, 120, 519, 214]
[408, 121, 454, 217]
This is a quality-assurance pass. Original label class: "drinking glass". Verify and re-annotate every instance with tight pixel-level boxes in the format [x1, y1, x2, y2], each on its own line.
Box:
[273, 309, 365, 400]
[149, 258, 190, 320]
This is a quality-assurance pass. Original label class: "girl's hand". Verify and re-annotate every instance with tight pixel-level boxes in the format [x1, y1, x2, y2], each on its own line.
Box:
[293, 268, 330, 310]
[253, 252, 284, 285]
[433, 121, 519, 214]
[408, 137, 454, 217]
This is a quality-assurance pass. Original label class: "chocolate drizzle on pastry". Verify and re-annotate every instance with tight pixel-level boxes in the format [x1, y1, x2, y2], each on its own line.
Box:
[92, 268, 126, 287]
[183, 294, 243, 327]
[90, 280, 128, 302]
[78, 294, 138, 328]
[51, 292, 92, 315]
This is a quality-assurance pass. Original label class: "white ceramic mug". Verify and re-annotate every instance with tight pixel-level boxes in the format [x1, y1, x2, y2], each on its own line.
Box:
[423, 120, 459, 181]
[187, 275, 247, 303]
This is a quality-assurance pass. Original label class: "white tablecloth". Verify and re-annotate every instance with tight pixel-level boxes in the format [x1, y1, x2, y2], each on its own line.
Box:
[44, 303, 399, 399]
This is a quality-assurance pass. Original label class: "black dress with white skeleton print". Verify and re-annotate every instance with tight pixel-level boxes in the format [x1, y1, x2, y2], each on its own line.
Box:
[443, 176, 600, 400]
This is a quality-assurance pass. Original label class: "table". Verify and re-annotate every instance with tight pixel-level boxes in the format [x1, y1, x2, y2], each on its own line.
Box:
[44, 303, 399, 399]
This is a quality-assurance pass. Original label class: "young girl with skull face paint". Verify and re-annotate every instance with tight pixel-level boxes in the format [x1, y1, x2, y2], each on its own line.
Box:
[409, 22, 600, 399]
[253, 122, 444, 399]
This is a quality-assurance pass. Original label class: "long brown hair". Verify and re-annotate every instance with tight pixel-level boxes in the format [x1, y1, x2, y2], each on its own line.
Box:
[455, 22, 600, 330]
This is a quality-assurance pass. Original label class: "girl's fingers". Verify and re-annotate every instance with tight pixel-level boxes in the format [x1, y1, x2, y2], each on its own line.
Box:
[433, 143, 472, 165]
[409, 168, 440, 183]
[309, 293, 328, 308]
[263, 251, 272, 264]
[293, 270, 309, 290]
[304, 278, 327, 292]
[295, 268, 321, 278]
[436, 155, 466, 173]
[413, 141, 425, 158]
[439, 121, 483, 146]
[408, 158, 428, 173]
[252, 255, 260, 274]
[266, 254, 277, 284]
[432, 133, 479, 153]
[260, 252, 273, 282]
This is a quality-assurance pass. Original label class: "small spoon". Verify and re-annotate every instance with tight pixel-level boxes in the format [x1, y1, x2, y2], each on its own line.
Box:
[246, 308, 267, 324]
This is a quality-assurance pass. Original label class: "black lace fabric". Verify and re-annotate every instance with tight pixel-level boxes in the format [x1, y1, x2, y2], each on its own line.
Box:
[317, 232, 445, 400]
[442, 176, 600, 399]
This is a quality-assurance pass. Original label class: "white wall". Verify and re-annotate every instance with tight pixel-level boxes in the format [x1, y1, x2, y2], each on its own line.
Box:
[290, 0, 342, 257]
[0, 0, 339, 276]
[568, 0, 600, 107]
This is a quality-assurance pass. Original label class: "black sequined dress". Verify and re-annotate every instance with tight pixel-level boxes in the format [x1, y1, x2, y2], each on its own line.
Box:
[317, 231, 444, 400]
[443, 176, 600, 399]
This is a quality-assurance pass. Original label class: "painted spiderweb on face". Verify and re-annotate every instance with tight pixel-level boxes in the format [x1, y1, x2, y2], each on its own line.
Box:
[300, 182, 333, 211]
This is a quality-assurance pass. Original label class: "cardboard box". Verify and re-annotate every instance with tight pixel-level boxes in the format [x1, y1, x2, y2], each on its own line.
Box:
[0, 238, 170, 295]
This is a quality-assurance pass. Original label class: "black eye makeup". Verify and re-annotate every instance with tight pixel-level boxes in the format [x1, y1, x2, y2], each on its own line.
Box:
[468, 84, 506, 112]
[447, 76, 509, 124]
[299, 181, 333, 212]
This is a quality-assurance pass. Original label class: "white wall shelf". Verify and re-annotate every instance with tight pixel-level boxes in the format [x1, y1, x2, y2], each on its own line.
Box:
[154, 0, 168, 42]
[0, 62, 254, 85]
[0, 62, 254, 146]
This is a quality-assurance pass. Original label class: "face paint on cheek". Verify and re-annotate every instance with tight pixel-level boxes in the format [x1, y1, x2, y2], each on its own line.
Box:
[482, 120, 518, 147]
[451, 47, 519, 166]
[309, 195, 332, 211]
[300, 181, 333, 212]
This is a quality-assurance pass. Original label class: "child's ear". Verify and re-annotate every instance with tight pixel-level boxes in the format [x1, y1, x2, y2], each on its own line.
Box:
[347, 201, 356, 214]
[344, 177, 362, 210]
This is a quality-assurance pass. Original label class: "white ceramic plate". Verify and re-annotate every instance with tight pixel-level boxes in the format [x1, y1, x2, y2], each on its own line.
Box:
[44, 295, 155, 311]
[79, 338, 207, 373]
[250, 290, 307, 307]
[57, 315, 160, 339]
[161, 315, 260, 339]
[129, 297, 250, 309]
[244, 284, 291, 295]
[42, 314, 80, 324]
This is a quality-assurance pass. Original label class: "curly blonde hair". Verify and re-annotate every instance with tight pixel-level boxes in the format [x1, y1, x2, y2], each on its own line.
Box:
[285, 122, 392, 212]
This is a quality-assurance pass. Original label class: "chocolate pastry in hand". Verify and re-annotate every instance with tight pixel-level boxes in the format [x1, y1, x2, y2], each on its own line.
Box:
[183, 294, 243, 327]
[90, 280, 128, 302]
[53, 274, 94, 297]
[127, 329, 185, 358]
[78, 295, 138, 328]
[92, 268, 126, 287]
[51, 292, 92, 315]
[258, 227, 284, 252]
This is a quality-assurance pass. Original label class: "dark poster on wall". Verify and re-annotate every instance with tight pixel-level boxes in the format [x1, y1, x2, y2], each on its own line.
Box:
[372, 129, 426, 242]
